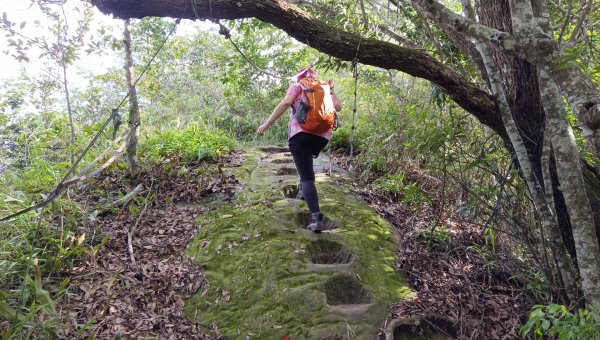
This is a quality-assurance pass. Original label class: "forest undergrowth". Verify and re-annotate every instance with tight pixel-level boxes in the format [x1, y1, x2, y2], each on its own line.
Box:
[327, 152, 538, 339]
[66, 150, 542, 340]
[0, 149, 244, 338]
[53, 156, 245, 339]
[2, 150, 542, 339]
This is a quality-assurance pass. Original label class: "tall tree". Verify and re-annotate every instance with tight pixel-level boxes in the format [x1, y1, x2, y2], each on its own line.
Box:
[123, 18, 142, 176]
[90, 0, 600, 307]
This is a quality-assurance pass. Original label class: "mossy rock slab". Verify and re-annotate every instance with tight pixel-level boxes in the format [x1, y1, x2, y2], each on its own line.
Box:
[185, 146, 412, 338]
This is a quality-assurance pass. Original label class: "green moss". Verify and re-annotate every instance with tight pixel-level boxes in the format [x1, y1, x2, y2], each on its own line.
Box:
[185, 147, 412, 338]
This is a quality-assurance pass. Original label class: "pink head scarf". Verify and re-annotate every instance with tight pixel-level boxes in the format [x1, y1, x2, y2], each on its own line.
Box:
[294, 67, 317, 82]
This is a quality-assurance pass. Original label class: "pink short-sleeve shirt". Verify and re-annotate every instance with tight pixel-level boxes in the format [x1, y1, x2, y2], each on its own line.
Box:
[286, 83, 339, 141]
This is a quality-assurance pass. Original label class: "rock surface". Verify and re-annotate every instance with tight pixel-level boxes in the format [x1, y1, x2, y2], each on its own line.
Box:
[186, 146, 411, 338]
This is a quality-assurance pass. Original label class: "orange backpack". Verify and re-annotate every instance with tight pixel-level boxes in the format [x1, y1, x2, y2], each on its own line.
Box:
[293, 78, 337, 133]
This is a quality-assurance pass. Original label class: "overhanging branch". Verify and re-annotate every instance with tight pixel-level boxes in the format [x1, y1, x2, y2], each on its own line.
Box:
[91, 0, 506, 138]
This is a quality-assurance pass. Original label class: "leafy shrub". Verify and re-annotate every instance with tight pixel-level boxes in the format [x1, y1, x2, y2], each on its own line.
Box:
[372, 172, 431, 207]
[520, 304, 600, 340]
[329, 126, 359, 153]
[140, 123, 236, 162]
[411, 225, 451, 246]
[210, 95, 287, 143]
[521, 272, 552, 302]
[358, 154, 391, 178]
[405, 184, 431, 208]
[372, 173, 406, 198]
[19, 160, 60, 193]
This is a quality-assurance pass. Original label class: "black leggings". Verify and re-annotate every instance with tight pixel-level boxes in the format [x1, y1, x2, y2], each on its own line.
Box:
[288, 132, 329, 181]
[289, 132, 329, 213]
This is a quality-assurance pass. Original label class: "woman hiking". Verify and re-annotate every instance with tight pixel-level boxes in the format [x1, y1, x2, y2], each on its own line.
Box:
[257, 67, 342, 232]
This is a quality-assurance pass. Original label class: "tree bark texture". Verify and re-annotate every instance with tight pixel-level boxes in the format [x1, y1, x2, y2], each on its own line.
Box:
[538, 66, 600, 306]
[123, 19, 143, 177]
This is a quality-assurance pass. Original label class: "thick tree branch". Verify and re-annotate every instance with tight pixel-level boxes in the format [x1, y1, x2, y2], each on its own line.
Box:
[508, 0, 536, 33]
[411, 0, 552, 59]
[91, 0, 506, 138]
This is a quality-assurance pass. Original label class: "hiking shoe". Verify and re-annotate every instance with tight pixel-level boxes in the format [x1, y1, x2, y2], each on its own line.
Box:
[307, 212, 324, 232]
[296, 182, 305, 200]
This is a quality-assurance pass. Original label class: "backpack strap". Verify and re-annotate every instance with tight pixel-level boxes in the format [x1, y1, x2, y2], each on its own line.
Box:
[298, 79, 318, 109]
[292, 81, 312, 124]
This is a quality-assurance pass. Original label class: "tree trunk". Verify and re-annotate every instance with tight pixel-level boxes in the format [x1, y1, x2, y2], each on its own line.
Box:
[538, 67, 600, 306]
[414, 0, 600, 306]
[476, 0, 578, 258]
[62, 63, 75, 167]
[476, 40, 576, 302]
[123, 18, 143, 177]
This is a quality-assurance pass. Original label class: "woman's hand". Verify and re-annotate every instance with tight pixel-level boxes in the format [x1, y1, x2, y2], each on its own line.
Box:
[328, 80, 342, 111]
[327, 80, 338, 98]
[257, 123, 269, 135]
